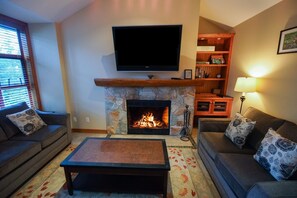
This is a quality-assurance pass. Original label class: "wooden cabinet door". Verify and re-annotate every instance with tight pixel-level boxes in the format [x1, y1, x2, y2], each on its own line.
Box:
[212, 100, 229, 115]
[195, 99, 212, 115]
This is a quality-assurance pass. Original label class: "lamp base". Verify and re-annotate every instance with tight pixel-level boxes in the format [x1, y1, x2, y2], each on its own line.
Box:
[239, 95, 246, 114]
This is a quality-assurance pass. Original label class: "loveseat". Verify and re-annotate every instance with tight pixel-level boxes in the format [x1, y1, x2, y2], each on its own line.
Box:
[0, 102, 71, 197]
[198, 107, 297, 198]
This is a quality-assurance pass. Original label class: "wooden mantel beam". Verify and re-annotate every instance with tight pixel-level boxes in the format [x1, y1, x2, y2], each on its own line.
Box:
[94, 78, 203, 87]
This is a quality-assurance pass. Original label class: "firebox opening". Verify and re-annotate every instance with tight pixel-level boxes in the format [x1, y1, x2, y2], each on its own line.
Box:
[130, 107, 169, 129]
[127, 100, 171, 135]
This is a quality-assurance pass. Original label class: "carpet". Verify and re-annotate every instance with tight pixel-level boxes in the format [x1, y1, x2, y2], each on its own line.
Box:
[12, 136, 217, 198]
[109, 134, 194, 148]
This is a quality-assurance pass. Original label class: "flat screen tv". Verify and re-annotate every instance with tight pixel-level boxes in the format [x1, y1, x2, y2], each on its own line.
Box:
[112, 25, 182, 71]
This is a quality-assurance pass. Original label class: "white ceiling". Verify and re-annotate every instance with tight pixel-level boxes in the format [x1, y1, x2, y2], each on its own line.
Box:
[0, 0, 95, 23]
[200, 0, 282, 27]
[0, 0, 282, 26]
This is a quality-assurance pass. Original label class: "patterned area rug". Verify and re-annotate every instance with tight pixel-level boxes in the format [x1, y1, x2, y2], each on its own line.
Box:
[12, 137, 217, 198]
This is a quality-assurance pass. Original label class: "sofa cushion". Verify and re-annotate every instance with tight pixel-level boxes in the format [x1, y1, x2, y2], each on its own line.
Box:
[215, 153, 275, 198]
[6, 108, 47, 135]
[276, 121, 297, 144]
[11, 125, 67, 148]
[243, 107, 285, 150]
[225, 113, 256, 149]
[254, 128, 297, 181]
[0, 127, 8, 143]
[199, 132, 256, 160]
[0, 140, 41, 178]
[0, 102, 29, 138]
[276, 121, 297, 179]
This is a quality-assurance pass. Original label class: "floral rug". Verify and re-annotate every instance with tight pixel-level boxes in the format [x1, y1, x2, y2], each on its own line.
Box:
[12, 141, 216, 198]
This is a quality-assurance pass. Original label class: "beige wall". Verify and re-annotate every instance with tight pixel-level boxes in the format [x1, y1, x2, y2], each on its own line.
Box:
[61, 0, 200, 129]
[199, 16, 234, 34]
[29, 23, 67, 113]
[228, 0, 297, 123]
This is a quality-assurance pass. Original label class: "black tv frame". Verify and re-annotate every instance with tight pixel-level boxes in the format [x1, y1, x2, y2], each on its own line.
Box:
[112, 24, 182, 72]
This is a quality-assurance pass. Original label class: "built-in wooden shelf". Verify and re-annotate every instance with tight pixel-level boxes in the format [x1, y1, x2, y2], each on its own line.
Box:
[94, 78, 203, 87]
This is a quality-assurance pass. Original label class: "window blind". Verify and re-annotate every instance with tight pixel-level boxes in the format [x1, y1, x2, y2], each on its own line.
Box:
[0, 18, 39, 109]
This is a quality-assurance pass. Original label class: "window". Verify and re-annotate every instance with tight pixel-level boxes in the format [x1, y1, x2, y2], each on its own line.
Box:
[0, 14, 40, 109]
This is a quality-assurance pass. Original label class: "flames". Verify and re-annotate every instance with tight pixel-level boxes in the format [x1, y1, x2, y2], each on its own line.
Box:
[132, 112, 167, 128]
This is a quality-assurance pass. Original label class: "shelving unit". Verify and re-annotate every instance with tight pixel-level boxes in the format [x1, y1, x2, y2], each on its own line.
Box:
[194, 33, 235, 117]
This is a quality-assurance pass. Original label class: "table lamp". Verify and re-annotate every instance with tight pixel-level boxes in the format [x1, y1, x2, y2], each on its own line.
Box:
[234, 77, 256, 113]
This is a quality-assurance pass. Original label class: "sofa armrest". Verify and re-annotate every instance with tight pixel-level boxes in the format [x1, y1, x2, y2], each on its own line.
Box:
[36, 110, 69, 126]
[247, 181, 297, 198]
[198, 118, 231, 134]
[36, 110, 72, 143]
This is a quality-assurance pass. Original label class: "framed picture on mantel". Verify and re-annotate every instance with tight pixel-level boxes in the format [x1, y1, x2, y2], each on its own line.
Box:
[277, 26, 297, 54]
[184, 69, 192, 79]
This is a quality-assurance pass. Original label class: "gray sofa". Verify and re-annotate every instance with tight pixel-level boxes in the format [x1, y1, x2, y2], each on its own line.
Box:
[198, 107, 297, 198]
[0, 102, 71, 197]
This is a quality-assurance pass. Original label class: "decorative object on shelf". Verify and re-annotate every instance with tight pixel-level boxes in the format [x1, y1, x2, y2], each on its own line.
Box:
[147, 75, 154, 79]
[211, 54, 225, 64]
[277, 26, 297, 54]
[204, 73, 210, 78]
[234, 77, 256, 113]
[195, 67, 199, 78]
[180, 105, 191, 141]
[216, 73, 222, 78]
[184, 69, 192, 79]
[195, 67, 203, 78]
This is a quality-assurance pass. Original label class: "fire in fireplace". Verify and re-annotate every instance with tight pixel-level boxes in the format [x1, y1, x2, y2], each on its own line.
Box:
[127, 100, 171, 135]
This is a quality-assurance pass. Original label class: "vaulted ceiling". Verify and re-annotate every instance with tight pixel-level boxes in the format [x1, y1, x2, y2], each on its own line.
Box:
[200, 0, 282, 27]
[0, 0, 95, 23]
[0, 0, 282, 27]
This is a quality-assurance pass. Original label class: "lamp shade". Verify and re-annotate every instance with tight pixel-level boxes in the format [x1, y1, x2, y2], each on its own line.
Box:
[234, 77, 256, 93]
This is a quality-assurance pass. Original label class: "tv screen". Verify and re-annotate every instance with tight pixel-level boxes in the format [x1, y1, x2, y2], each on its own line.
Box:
[112, 25, 182, 71]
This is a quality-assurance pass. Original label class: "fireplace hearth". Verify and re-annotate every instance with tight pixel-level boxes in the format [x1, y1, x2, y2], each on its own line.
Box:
[127, 100, 171, 135]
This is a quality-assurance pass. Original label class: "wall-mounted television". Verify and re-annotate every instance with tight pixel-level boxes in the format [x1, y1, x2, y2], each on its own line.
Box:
[112, 25, 182, 71]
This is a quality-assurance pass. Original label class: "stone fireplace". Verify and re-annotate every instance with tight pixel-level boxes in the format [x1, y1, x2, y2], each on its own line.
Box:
[104, 86, 195, 135]
[127, 99, 171, 135]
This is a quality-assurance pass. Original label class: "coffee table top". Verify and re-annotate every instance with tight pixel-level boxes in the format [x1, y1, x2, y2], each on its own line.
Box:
[61, 138, 170, 170]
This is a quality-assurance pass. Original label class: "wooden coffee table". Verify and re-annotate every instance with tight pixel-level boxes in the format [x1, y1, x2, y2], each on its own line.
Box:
[60, 138, 170, 197]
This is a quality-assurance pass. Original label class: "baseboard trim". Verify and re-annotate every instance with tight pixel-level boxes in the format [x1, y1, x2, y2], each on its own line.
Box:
[71, 128, 107, 134]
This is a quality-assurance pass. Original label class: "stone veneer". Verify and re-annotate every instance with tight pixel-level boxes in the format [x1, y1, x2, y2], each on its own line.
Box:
[104, 86, 195, 135]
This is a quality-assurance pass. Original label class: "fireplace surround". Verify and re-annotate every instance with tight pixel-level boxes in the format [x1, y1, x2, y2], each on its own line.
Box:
[104, 86, 195, 135]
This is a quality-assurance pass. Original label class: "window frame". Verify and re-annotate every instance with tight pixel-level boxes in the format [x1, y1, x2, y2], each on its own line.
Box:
[0, 14, 41, 109]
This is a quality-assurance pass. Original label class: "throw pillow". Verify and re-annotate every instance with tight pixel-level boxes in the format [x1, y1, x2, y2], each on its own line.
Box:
[254, 128, 297, 181]
[6, 108, 47, 135]
[225, 113, 256, 149]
